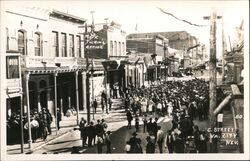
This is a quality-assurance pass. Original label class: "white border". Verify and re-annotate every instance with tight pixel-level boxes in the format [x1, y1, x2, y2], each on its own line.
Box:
[1, 0, 249, 160]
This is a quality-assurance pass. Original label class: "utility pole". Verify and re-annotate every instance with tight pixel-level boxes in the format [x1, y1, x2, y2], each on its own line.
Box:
[221, 16, 226, 83]
[85, 56, 91, 124]
[209, 9, 218, 153]
[204, 9, 220, 153]
[163, 42, 167, 82]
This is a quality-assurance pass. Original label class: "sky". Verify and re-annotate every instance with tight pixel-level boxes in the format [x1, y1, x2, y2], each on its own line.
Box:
[2, 0, 249, 56]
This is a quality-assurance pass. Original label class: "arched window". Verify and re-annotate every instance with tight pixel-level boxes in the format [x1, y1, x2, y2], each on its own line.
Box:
[110, 41, 113, 56]
[18, 30, 27, 55]
[34, 32, 42, 56]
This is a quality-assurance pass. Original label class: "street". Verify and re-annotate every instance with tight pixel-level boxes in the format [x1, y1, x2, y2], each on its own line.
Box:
[32, 116, 173, 154]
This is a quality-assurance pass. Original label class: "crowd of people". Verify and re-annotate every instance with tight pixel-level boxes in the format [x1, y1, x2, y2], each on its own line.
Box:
[124, 78, 210, 153]
[78, 118, 112, 154]
[7, 107, 62, 145]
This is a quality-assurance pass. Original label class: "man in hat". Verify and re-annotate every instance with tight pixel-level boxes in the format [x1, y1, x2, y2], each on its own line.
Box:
[146, 136, 155, 153]
[129, 132, 142, 153]
[126, 110, 133, 129]
[152, 117, 158, 140]
[79, 118, 87, 147]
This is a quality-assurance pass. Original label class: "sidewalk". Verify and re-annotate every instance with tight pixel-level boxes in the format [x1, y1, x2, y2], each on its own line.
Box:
[7, 98, 126, 154]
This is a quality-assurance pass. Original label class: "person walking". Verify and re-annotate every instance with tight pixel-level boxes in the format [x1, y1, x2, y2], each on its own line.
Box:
[165, 130, 174, 153]
[96, 135, 103, 153]
[156, 126, 164, 153]
[39, 108, 48, 141]
[56, 108, 62, 130]
[135, 116, 139, 132]
[146, 136, 155, 153]
[93, 99, 98, 113]
[152, 117, 158, 140]
[142, 114, 147, 133]
[126, 110, 133, 129]
[79, 118, 87, 147]
[46, 109, 53, 135]
[105, 131, 112, 153]
[129, 132, 143, 153]
[87, 121, 96, 147]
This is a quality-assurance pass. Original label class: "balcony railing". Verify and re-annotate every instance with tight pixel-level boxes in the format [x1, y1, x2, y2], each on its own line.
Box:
[21, 55, 85, 68]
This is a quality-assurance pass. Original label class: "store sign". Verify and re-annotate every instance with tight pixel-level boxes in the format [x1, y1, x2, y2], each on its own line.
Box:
[6, 56, 20, 79]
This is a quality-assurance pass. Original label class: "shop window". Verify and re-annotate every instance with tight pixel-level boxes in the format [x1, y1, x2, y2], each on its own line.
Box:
[6, 56, 20, 79]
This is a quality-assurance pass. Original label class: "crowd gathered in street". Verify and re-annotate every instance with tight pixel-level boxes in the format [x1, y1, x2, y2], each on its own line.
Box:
[124, 78, 210, 153]
[7, 77, 211, 154]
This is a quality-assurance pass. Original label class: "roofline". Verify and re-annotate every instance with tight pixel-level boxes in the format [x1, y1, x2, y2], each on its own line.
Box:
[51, 9, 86, 24]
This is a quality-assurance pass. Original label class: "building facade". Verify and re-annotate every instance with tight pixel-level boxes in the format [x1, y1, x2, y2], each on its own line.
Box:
[127, 31, 206, 69]
[4, 7, 86, 146]
[85, 21, 127, 99]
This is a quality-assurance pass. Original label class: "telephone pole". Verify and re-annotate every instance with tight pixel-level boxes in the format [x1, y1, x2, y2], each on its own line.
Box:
[221, 16, 226, 82]
[204, 9, 219, 153]
[209, 9, 218, 153]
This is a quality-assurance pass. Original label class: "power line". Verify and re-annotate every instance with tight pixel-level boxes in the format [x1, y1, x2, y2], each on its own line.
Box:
[157, 7, 207, 27]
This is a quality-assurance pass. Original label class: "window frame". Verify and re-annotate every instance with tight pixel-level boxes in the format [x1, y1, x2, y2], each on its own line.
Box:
[61, 33, 67, 57]
[69, 34, 74, 57]
[34, 32, 42, 56]
[76, 35, 81, 57]
[18, 30, 27, 55]
[52, 31, 59, 57]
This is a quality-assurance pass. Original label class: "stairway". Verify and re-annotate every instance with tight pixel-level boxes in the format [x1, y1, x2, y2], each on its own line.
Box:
[217, 109, 240, 153]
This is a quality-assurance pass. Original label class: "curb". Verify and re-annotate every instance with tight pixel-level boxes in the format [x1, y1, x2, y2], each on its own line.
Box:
[25, 127, 77, 154]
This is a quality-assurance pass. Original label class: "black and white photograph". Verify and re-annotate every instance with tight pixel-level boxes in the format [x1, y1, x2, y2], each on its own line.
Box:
[0, 0, 249, 160]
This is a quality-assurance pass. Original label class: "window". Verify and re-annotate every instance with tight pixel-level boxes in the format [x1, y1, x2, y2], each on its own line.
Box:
[118, 42, 121, 56]
[52, 31, 59, 57]
[6, 28, 9, 51]
[6, 56, 20, 79]
[122, 42, 125, 55]
[69, 34, 74, 57]
[114, 41, 117, 56]
[34, 32, 42, 56]
[61, 33, 67, 57]
[18, 30, 26, 55]
[110, 41, 113, 56]
[76, 35, 81, 57]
